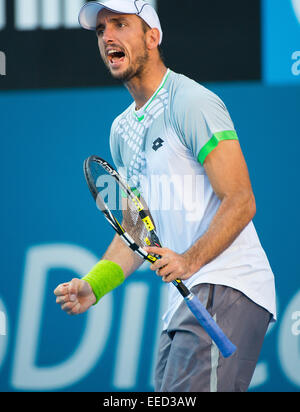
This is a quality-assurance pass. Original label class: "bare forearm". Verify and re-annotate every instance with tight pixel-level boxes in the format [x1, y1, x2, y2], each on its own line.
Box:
[54, 235, 142, 315]
[102, 234, 144, 278]
[184, 191, 256, 274]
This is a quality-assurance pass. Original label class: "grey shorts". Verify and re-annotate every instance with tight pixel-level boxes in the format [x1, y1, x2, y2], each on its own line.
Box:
[154, 284, 271, 392]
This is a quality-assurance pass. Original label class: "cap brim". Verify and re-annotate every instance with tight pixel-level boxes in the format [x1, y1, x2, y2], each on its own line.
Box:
[78, 3, 104, 31]
[78, 1, 136, 31]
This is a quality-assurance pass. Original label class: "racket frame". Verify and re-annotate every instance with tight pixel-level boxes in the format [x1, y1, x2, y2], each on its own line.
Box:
[84, 155, 237, 357]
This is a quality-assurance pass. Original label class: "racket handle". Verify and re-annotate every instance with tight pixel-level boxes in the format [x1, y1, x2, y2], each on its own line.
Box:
[184, 293, 237, 358]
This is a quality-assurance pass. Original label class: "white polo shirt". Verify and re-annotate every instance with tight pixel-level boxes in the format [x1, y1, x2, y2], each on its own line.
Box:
[110, 69, 277, 329]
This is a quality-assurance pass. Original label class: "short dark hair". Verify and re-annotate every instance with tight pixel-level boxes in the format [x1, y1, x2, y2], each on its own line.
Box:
[140, 19, 164, 62]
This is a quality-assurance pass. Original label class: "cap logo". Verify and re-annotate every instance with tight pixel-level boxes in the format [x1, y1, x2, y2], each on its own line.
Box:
[134, 0, 147, 15]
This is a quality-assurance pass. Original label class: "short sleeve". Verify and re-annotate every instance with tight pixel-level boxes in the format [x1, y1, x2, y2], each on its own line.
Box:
[171, 81, 239, 165]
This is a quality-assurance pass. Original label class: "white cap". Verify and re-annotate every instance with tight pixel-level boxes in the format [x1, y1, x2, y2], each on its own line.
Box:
[78, 0, 163, 44]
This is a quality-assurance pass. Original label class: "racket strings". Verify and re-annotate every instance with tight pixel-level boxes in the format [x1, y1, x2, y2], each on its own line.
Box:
[88, 158, 155, 249]
[122, 195, 150, 248]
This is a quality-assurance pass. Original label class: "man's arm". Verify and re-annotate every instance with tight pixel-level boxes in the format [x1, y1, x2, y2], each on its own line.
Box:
[145, 140, 256, 282]
[54, 234, 143, 315]
[102, 234, 145, 277]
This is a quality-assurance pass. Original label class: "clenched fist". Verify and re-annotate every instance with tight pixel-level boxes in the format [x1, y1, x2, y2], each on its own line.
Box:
[54, 278, 96, 315]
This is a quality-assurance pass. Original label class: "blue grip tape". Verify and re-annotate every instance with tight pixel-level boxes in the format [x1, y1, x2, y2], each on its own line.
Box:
[185, 293, 237, 358]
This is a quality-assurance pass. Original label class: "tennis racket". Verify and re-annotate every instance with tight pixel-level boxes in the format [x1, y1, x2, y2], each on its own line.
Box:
[83, 155, 236, 358]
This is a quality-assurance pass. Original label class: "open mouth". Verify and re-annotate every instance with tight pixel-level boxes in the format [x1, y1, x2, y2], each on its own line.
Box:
[107, 49, 126, 66]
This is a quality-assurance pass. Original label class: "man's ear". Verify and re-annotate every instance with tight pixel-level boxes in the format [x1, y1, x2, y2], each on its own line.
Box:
[146, 27, 160, 50]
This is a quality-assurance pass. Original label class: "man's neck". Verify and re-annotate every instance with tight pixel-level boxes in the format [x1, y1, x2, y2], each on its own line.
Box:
[124, 62, 168, 111]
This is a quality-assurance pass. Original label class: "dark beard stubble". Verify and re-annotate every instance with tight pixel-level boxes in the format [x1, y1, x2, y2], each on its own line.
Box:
[104, 40, 149, 83]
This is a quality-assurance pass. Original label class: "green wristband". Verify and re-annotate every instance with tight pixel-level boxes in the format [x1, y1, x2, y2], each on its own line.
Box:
[82, 260, 125, 304]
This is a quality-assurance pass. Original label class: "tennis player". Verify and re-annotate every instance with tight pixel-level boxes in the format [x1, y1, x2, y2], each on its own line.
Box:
[54, 0, 276, 392]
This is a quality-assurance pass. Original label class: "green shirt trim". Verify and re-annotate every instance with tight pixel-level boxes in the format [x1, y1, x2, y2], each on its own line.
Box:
[198, 130, 239, 165]
[121, 187, 141, 198]
[133, 69, 171, 122]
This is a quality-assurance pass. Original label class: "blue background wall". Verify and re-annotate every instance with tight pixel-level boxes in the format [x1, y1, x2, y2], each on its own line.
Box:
[263, 0, 300, 84]
[0, 81, 300, 392]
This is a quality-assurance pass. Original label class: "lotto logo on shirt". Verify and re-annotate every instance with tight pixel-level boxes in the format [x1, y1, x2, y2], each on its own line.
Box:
[263, 0, 300, 84]
[152, 138, 165, 152]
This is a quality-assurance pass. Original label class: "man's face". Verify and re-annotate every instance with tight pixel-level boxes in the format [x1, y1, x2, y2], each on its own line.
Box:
[96, 10, 149, 82]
